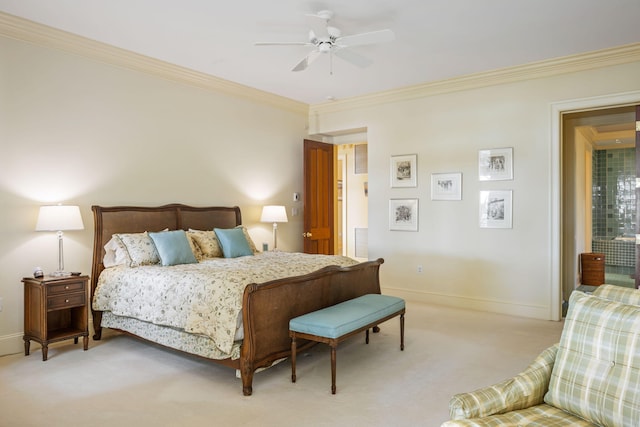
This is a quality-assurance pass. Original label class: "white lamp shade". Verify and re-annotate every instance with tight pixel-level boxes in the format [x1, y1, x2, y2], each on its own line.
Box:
[260, 205, 288, 223]
[36, 205, 84, 231]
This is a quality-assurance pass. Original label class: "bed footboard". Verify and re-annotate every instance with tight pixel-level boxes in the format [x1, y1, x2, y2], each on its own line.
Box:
[239, 258, 384, 396]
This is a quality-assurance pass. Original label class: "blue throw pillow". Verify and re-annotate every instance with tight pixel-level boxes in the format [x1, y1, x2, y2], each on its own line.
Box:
[214, 227, 254, 258]
[148, 230, 198, 266]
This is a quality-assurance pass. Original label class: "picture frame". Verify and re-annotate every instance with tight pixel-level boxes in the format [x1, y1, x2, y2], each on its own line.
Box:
[478, 147, 513, 181]
[389, 198, 419, 231]
[431, 172, 462, 200]
[390, 154, 417, 187]
[479, 190, 512, 228]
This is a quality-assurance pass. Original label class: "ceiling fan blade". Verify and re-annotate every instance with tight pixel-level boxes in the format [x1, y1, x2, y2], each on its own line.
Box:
[292, 50, 322, 72]
[336, 29, 395, 47]
[256, 30, 317, 47]
[254, 41, 310, 46]
[334, 48, 373, 68]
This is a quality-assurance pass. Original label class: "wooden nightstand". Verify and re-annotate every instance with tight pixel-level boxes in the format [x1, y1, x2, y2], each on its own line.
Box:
[23, 275, 89, 361]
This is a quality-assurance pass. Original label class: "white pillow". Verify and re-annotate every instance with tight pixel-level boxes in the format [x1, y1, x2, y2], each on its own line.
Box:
[103, 237, 131, 268]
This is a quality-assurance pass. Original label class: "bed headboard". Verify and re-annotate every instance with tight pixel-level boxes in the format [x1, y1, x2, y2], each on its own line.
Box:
[90, 204, 241, 302]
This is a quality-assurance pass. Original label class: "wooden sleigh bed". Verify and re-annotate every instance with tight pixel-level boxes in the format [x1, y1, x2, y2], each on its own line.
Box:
[90, 204, 383, 395]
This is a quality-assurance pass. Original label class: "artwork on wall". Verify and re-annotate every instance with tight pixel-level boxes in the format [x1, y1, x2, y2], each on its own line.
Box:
[390, 154, 417, 187]
[479, 190, 512, 228]
[431, 172, 462, 200]
[389, 198, 419, 231]
[478, 147, 513, 181]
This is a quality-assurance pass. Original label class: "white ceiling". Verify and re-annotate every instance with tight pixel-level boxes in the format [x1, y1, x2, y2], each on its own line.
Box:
[1, 0, 639, 105]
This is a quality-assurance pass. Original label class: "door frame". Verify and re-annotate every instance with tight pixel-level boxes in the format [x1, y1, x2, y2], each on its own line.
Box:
[551, 90, 640, 320]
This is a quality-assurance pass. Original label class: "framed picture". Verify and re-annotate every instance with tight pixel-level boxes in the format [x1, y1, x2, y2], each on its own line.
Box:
[478, 148, 513, 181]
[390, 154, 417, 187]
[479, 190, 512, 228]
[389, 199, 419, 231]
[431, 172, 462, 200]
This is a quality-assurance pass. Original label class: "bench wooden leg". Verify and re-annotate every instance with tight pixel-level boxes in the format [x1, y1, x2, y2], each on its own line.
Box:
[365, 328, 369, 344]
[291, 335, 297, 383]
[330, 345, 337, 394]
[400, 313, 405, 351]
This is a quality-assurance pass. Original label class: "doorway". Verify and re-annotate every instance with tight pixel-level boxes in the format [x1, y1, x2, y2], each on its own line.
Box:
[562, 105, 637, 306]
[304, 131, 369, 259]
[337, 143, 369, 260]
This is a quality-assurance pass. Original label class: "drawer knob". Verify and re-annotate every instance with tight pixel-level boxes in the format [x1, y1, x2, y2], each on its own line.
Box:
[65, 285, 69, 289]
[65, 299, 69, 303]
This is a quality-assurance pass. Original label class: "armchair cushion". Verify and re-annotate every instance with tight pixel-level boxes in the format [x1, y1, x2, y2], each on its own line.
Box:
[544, 291, 640, 427]
[448, 344, 558, 420]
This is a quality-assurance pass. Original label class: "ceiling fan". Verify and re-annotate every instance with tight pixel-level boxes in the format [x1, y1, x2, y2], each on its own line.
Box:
[255, 10, 395, 73]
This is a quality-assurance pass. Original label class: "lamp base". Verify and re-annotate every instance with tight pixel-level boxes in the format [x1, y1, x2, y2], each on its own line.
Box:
[50, 270, 72, 278]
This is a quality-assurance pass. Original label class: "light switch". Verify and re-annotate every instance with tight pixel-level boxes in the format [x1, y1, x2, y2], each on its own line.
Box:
[293, 192, 300, 202]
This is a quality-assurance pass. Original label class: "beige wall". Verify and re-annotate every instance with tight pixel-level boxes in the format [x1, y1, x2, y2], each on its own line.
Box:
[0, 35, 308, 355]
[1, 17, 639, 356]
[309, 57, 640, 322]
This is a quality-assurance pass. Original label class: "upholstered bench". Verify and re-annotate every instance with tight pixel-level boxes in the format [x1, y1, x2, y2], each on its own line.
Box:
[289, 294, 405, 394]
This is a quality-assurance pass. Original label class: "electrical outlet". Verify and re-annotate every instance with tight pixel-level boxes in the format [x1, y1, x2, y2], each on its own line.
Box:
[0, 297, 3, 312]
[417, 265, 423, 273]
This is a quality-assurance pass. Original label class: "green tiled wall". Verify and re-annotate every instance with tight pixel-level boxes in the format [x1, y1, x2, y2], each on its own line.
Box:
[592, 147, 636, 275]
[592, 148, 636, 239]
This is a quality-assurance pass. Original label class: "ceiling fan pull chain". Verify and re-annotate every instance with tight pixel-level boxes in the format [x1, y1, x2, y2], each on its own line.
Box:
[330, 51, 334, 75]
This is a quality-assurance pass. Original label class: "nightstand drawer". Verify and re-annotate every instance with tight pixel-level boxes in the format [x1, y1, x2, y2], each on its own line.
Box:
[48, 281, 85, 295]
[47, 293, 86, 310]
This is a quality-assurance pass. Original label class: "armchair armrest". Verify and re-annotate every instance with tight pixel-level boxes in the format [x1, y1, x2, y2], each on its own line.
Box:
[448, 344, 558, 420]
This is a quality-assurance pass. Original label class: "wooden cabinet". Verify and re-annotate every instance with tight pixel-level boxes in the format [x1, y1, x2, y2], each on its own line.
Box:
[23, 275, 89, 361]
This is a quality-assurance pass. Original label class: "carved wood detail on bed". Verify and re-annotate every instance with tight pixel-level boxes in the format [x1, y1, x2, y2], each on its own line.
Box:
[90, 204, 383, 396]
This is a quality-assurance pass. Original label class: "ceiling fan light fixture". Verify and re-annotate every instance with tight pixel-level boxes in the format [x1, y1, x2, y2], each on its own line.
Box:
[318, 42, 331, 53]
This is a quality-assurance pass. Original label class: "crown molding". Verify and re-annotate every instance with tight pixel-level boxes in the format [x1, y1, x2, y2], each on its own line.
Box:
[0, 12, 308, 115]
[2, 12, 638, 118]
[310, 42, 640, 115]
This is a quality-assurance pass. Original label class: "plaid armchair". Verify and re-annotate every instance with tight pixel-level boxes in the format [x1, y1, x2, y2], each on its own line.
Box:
[441, 285, 640, 427]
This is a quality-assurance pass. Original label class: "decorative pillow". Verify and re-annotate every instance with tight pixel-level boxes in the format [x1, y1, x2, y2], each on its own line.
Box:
[184, 232, 202, 260]
[214, 227, 253, 258]
[114, 232, 160, 267]
[187, 229, 222, 258]
[103, 236, 131, 268]
[236, 225, 259, 253]
[544, 291, 640, 427]
[148, 230, 198, 266]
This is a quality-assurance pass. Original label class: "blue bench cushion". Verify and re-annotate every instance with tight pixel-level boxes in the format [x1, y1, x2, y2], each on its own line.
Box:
[289, 294, 405, 339]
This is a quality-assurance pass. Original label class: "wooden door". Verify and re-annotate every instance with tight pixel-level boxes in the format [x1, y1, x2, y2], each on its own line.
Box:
[303, 139, 335, 254]
[635, 105, 640, 289]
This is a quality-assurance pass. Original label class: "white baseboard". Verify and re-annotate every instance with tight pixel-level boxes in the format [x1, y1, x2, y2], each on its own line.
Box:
[0, 319, 99, 357]
[1, 292, 553, 357]
[381, 286, 553, 320]
[0, 332, 26, 357]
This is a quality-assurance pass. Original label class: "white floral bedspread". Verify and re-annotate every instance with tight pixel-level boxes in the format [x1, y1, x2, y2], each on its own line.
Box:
[93, 251, 358, 354]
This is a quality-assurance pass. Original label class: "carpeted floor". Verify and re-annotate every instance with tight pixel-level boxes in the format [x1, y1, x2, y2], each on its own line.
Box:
[0, 301, 563, 427]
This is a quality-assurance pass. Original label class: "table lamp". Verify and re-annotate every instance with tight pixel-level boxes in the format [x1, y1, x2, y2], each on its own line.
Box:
[260, 205, 288, 250]
[36, 205, 84, 277]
